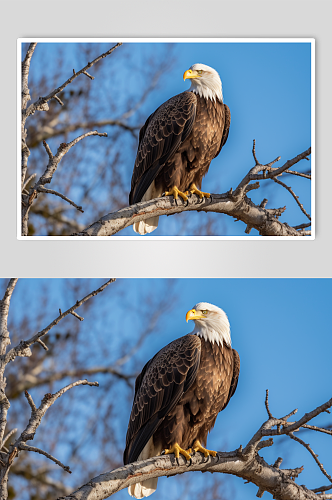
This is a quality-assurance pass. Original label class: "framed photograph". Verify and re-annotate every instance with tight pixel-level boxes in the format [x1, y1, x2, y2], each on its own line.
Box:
[18, 39, 314, 239]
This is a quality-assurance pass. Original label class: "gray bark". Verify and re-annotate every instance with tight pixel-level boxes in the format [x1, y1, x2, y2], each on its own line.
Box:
[74, 147, 311, 237]
[59, 394, 332, 500]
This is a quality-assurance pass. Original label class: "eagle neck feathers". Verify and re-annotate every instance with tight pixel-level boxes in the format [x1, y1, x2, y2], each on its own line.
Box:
[189, 78, 223, 103]
[191, 317, 231, 348]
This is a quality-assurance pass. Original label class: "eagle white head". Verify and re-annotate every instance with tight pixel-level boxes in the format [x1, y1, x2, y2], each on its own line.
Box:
[186, 302, 231, 347]
[183, 63, 223, 103]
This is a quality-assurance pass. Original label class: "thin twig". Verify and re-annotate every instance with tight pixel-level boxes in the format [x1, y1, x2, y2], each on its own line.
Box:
[273, 457, 283, 468]
[22, 173, 37, 191]
[293, 222, 311, 230]
[283, 169, 311, 179]
[301, 424, 332, 436]
[25, 43, 123, 119]
[15, 366, 135, 394]
[24, 390, 36, 412]
[265, 389, 273, 419]
[1, 429, 17, 449]
[53, 94, 64, 106]
[36, 131, 108, 189]
[82, 70, 94, 80]
[42, 139, 53, 159]
[235, 146, 311, 198]
[70, 311, 84, 321]
[5, 279, 115, 363]
[29, 119, 140, 146]
[18, 443, 71, 473]
[280, 408, 298, 421]
[273, 177, 311, 221]
[11, 380, 99, 477]
[252, 139, 259, 165]
[37, 187, 84, 213]
[36, 338, 48, 351]
[312, 485, 332, 494]
[289, 432, 332, 483]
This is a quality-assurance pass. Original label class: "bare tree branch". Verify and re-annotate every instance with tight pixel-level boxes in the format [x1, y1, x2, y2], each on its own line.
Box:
[283, 169, 311, 179]
[36, 186, 84, 213]
[21, 42, 123, 236]
[312, 485, 332, 494]
[13, 365, 135, 395]
[0, 278, 121, 498]
[18, 443, 72, 474]
[22, 173, 37, 191]
[273, 176, 311, 221]
[36, 132, 107, 188]
[5, 380, 99, 481]
[74, 146, 311, 237]
[293, 222, 312, 230]
[29, 118, 140, 146]
[300, 424, 332, 436]
[0, 279, 18, 355]
[24, 43, 123, 120]
[0, 280, 18, 449]
[73, 194, 302, 237]
[21, 43, 37, 189]
[22, 131, 107, 235]
[1, 429, 17, 450]
[5, 278, 115, 364]
[58, 393, 332, 500]
[289, 432, 332, 483]
[234, 145, 311, 197]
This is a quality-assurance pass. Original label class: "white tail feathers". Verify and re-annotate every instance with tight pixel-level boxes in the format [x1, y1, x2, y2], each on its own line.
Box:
[133, 217, 159, 235]
[127, 437, 162, 498]
[132, 181, 163, 235]
[128, 478, 158, 498]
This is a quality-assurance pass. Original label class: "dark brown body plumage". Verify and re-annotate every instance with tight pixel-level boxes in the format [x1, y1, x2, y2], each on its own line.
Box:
[129, 92, 231, 205]
[124, 334, 240, 465]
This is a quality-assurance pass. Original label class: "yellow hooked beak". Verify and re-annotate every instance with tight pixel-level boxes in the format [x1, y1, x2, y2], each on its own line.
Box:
[183, 69, 201, 81]
[186, 308, 205, 322]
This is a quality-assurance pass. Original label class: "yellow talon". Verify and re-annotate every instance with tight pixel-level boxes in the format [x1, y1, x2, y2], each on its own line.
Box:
[165, 187, 188, 202]
[192, 440, 217, 458]
[164, 443, 192, 461]
[188, 183, 210, 199]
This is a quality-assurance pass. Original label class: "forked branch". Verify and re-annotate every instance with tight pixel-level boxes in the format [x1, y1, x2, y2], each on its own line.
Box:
[0, 278, 117, 494]
[23, 43, 123, 120]
[58, 392, 331, 500]
[5, 278, 115, 364]
[74, 144, 311, 237]
[21, 42, 123, 236]
[1, 380, 99, 482]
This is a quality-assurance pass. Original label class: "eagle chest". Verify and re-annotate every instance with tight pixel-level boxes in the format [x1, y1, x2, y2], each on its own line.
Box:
[191, 97, 224, 162]
[191, 340, 233, 420]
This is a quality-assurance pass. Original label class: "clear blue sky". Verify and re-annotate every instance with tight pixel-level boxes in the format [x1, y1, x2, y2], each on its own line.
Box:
[6, 278, 330, 499]
[23, 41, 312, 236]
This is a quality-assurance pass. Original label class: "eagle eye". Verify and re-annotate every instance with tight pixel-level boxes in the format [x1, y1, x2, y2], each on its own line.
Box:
[197, 70, 203, 75]
[202, 310, 208, 315]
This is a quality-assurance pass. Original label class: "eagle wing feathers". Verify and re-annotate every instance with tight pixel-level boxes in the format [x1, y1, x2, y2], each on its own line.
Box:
[129, 92, 197, 205]
[124, 335, 201, 464]
[214, 103, 231, 159]
[223, 348, 240, 409]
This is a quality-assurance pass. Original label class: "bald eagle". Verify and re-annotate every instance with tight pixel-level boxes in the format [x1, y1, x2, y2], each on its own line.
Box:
[129, 64, 231, 234]
[124, 302, 240, 498]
